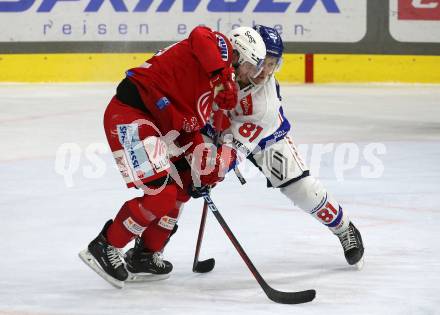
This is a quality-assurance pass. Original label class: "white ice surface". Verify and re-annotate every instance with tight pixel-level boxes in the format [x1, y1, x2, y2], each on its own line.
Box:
[1, 83, 439, 315]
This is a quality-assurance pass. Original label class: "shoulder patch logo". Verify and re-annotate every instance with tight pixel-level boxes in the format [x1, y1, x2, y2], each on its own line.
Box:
[156, 97, 171, 110]
[216, 34, 229, 62]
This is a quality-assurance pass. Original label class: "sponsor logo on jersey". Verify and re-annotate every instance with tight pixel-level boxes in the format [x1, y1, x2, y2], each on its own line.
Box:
[216, 34, 229, 62]
[113, 149, 133, 184]
[117, 123, 140, 147]
[123, 217, 146, 235]
[233, 138, 251, 156]
[182, 116, 200, 133]
[129, 148, 140, 168]
[143, 136, 170, 173]
[158, 216, 177, 230]
[118, 125, 129, 146]
[136, 169, 146, 179]
[117, 123, 154, 180]
[156, 96, 171, 110]
[240, 94, 253, 115]
[271, 129, 288, 140]
[197, 91, 212, 124]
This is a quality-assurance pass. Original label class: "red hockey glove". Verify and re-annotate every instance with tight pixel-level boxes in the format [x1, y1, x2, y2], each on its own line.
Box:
[177, 130, 205, 156]
[211, 66, 238, 111]
[198, 144, 236, 186]
[188, 183, 213, 199]
[179, 131, 236, 186]
[210, 65, 234, 87]
[213, 110, 231, 132]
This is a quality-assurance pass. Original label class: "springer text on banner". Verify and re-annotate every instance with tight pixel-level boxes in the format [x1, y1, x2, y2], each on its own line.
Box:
[0, 0, 366, 42]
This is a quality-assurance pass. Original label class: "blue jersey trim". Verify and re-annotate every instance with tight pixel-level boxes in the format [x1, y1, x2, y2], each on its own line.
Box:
[326, 206, 344, 228]
[256, 106, 291, 151]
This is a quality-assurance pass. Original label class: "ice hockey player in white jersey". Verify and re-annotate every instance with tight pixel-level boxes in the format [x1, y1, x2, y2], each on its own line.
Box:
[218, 25, 364, 268]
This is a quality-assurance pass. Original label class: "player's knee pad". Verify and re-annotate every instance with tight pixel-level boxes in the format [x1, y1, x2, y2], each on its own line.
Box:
[280, 176, 326, 212]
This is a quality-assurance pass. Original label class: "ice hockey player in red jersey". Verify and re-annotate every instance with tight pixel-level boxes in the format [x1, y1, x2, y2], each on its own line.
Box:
[79, 26, 266, 287]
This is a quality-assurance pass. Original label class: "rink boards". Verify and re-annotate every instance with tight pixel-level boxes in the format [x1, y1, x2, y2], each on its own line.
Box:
[1, 53, 439, 83]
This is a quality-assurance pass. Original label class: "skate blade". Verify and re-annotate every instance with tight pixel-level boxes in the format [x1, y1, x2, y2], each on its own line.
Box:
[126, 272, 170, 283]
[78, 249, 125, 289]
[355, 257, 364, 270]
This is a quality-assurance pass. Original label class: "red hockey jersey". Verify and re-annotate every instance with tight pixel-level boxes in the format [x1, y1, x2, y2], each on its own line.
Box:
[126, 26, 232, 135]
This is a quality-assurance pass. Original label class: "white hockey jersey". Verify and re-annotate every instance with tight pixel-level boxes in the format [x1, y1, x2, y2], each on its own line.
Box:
[227, 76, 291, 159]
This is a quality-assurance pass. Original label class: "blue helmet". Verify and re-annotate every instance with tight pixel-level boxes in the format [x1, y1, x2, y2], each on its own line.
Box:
[253, 25, 284, 59]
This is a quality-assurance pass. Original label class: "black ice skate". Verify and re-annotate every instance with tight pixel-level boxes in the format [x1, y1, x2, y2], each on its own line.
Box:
[79, 220, 128, 288]
[124, 238, 172, 282]
[336, 222, 364, 269]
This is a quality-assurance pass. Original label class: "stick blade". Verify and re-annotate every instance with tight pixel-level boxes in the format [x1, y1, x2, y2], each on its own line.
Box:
[266, 288, 316, 304]
[193, 258, 215, 273]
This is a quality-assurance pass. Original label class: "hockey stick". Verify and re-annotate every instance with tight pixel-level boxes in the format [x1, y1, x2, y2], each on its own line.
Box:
[192, 97, 224, 273]
[192, 82, 244, 272]
[192, 201, 216, 273]
[192, 168, 245, 273]
[233, 166, 247, 185]
[201, 192, 316, 304]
